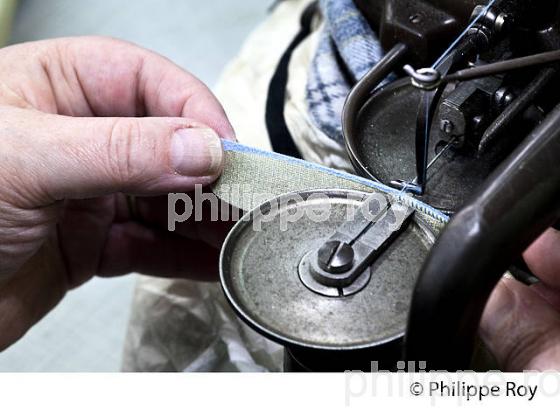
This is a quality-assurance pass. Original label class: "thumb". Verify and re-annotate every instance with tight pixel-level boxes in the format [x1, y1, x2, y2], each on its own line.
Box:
[480, 277, 560, 370]
[480, 230, 560, 371]
[2, 108, 224, 205]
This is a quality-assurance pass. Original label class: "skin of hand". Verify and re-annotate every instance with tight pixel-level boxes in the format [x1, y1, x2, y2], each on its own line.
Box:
[0, 36, 236, 350]
[481, 228, 560, 370]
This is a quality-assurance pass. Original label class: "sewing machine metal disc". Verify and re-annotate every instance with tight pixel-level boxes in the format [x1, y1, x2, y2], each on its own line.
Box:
[346, 78, 506, 212]
[220, 189, 442, 351]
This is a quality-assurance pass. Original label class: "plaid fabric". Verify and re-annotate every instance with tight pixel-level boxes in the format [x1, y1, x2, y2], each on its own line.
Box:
[306, 0, 386, 143]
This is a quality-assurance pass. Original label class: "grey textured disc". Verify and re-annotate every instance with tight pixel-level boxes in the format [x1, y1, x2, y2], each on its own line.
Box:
[220, 189, 442, 351]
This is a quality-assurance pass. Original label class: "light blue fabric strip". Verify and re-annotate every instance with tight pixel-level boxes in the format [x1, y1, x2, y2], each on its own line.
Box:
[222, 140, 449, 223]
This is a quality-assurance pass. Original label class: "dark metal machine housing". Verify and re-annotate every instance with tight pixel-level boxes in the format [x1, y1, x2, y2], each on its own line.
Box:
[220, 0, 560, 372]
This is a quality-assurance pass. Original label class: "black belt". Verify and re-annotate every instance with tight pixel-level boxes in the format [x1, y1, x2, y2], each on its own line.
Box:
[265, 1, 318, 159]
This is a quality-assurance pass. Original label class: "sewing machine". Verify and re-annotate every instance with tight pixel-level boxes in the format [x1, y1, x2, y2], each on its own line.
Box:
[220, 0, 560, 371]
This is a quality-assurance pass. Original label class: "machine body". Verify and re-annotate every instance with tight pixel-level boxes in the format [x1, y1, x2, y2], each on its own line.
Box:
[220, 0, 560, 371]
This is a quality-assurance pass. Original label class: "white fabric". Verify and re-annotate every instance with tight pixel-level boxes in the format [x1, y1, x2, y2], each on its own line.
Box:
[122, 0, 351, 372]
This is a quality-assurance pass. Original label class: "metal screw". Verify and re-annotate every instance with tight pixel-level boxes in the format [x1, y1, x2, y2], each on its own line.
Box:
[317, 241, 354, 274]
[494, 87, 514, 110]
[472, 115, 484, 130]
[494, 13, 509, 33]
[409, 14, 422, 24]
[440, 119, 454, 134]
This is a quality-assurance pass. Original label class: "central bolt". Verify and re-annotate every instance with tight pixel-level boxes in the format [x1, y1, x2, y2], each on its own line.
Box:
[317, 241, 355, 274]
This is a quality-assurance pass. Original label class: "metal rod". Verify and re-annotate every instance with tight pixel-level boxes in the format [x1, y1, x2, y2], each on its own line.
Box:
[411, 137, 457, 184]
[479, 66, 558, 153]
[444, 49, 560, 82]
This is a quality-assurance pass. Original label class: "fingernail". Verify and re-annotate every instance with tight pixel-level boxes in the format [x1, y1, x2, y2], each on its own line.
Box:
[223, 126, 237, 142]
[170, 128, 223, 176]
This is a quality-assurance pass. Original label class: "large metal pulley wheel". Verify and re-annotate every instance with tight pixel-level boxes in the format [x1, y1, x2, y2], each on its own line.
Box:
[220, 189, 445, 370]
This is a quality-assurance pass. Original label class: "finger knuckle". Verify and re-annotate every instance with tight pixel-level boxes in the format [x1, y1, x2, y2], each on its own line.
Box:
[107, 118, 159, 185]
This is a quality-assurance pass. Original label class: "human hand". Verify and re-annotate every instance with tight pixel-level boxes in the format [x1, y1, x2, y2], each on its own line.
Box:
[0, 37, 235, 349]
[481, 228, 560, 370]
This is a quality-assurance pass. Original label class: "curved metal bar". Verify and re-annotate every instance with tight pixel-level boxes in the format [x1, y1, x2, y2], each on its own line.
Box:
[343, 43, 408, 179]
[404, 101, 560, 371]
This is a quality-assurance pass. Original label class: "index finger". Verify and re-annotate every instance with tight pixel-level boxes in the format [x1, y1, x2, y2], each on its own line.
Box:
[0, 36, 235, 139]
